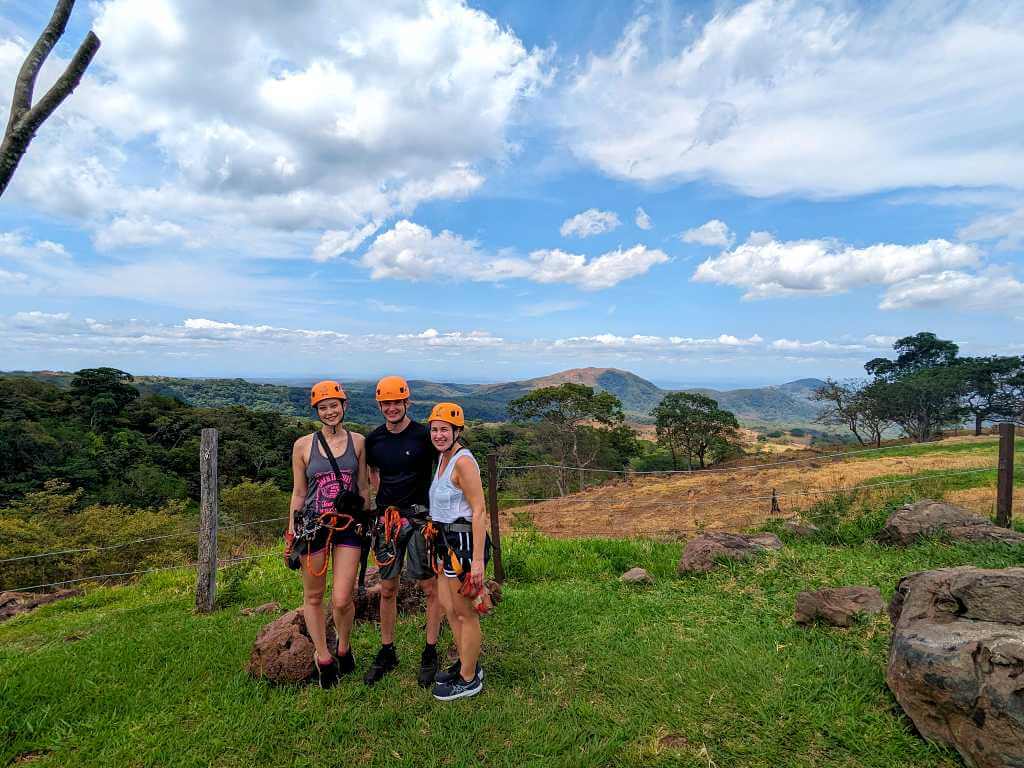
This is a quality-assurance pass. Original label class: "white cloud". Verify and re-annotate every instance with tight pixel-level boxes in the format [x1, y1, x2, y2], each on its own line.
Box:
[362, 220, 667, 290]
[958, 206, 1024, 252]
[681, 219, 734, 247]
[771, 339, 865, 353]
[560, 208, 621, 238]
[1, 1, 548, 256]
[560, 1, 1024, 197]
[879, 269, 1024, 312]
[520, 300, 585, 317]
[312, 222, 380, 262]
[94, 216, 195, 250]
[635, 207, 652, 230]
[693, 235, 980, 299]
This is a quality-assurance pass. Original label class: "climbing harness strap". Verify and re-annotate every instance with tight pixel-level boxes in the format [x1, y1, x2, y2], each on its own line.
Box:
[303, 430, 366, 578]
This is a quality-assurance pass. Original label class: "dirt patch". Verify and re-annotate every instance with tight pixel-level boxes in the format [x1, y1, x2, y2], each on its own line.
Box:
[502, 438, 1001, 539]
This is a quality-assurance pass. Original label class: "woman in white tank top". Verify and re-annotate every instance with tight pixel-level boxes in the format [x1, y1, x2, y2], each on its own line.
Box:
[427, 402, 490, 701]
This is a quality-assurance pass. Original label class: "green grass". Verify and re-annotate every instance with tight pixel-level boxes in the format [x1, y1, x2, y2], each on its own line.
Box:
[2, 526, 1023, 767]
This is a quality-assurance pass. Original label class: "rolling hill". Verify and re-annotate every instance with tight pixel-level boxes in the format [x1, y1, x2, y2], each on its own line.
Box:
[2, 368, 826, 426]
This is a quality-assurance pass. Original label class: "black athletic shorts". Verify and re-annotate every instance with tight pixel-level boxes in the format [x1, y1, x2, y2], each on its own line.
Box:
[435, 519, 491, 579]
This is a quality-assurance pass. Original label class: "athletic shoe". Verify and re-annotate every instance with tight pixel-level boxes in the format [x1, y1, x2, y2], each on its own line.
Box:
[432, 672, 483, 701]
[363, 645, 398, 685]
[434, 659, 483, 685]
[417, 644, 439, 688]
[337, 648, 355, 675]
[316, 657, 340, 689]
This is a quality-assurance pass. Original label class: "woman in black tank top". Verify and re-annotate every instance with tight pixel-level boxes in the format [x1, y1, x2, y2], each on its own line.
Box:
[287, 380, 372, 689]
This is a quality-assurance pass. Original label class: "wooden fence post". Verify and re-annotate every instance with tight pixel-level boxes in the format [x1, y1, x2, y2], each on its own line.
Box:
[196, 428, 219, 612]
[996, 422, 1015, 528]
[487, 453, 505, 583]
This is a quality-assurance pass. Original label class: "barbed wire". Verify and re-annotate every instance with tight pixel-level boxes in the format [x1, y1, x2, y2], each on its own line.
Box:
[496, 437, 1006, 478]
[5, 551, 281, 594]
[0, 515, 288, 565]
[498, 466, 995, 508]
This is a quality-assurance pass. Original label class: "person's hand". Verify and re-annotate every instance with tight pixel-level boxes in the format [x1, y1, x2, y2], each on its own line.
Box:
[471, 558, 485, 590]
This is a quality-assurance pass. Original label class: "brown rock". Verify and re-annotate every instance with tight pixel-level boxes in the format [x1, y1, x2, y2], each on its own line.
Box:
[879, 499, 1024, 546]
[794, 586, 883, 627]
[240, 601, 281, 616]
[246, 607, 330, 684]
[678, 532, 782, 574]
[354, 567, 425, 622]
[887, 567, 1024, 768]
[0, 589, 83, 622]
[620, 567, 654, 584]
[783, 520, 820, 537]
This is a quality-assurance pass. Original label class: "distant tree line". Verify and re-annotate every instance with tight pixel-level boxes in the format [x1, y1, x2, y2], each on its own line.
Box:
[813, 332, 1024, 444]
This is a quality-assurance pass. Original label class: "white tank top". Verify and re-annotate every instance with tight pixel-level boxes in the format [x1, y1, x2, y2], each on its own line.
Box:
[429, 448, 478, 524]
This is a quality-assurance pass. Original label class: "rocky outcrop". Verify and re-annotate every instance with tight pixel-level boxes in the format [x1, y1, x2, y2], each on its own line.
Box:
[879, 500, 1024, 546]
[620, 567, 653, 585]
[0, 589, 83, 622]
[678, 532, 782, 574]
[794, 586, 883, 627]
[246, 607, 328, 684]
[887, 567, 1024, 768]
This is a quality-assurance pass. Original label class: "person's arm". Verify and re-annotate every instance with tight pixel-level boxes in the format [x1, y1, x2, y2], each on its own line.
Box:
[452, 455, 487, 589]
[353, 433, 372, 511]
[289, 437, 308, 535]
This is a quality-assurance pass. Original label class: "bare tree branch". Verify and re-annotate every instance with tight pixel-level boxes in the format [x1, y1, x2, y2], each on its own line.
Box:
[0, 0, 100, 197]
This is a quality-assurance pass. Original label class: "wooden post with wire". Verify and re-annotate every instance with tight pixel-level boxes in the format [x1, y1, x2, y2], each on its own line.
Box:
[487, 453, 505, 583]
[196, 428, 219, 613]
[996, 422, 1015, 529]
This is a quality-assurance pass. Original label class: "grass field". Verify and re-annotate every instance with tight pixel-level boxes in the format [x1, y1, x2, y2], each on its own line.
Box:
[502, 436, 1022, 538]
[3, 493, 1024, 768]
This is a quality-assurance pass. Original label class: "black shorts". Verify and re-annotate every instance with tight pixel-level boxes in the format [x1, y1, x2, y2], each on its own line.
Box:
[435, 520, 491, 579]
[294, 522, 363, 556]
[372, 515, 435, 581]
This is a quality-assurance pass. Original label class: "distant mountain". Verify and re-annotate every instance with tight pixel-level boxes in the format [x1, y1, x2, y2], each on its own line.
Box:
[1, 369, 827, 426]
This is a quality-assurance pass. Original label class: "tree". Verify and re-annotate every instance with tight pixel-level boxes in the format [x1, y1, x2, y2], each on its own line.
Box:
[650, 392, 740, 470]
[507, 383, 625, 494]
[1, 0, 100, 196]
[864, 333, 966, 442]
[812, 378, 893, 447]
[957, 355, 1024, 434]
[70, 367, 139, 431]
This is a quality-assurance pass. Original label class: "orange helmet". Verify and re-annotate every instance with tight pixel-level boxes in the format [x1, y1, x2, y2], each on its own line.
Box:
[310, 380, 347, 407]
[428, 402, 465, 428]
[375, 375, 410, 402]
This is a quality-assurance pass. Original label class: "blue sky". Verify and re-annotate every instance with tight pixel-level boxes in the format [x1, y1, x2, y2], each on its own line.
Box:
[0, 0, 1021, 387]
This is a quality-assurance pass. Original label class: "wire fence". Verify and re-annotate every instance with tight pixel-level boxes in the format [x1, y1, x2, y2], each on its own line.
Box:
[1, 429, 1016, 607]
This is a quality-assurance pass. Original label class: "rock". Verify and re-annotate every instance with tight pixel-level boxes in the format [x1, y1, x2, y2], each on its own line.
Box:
[240, 601, 281, 616]
[0, 589, 83, 622]
[887, 567, 1024, 768]
[678, 532, 783, 574]
[354, 567, 425, 622]
[620, 567, 653, 585]
[879, 499, 1024, 546]
[783, 520, 820, 537]
[246, 607, 333, 684]
[794, 586, 883, 627]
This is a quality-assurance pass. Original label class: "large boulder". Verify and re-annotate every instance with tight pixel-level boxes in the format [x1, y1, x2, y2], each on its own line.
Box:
[246, 607, 330, 684]
[794, 586, 883, 627]
[879, 500, 1024, 546]
[678, 532, 782, 574]
[887, 567, 1024, 768]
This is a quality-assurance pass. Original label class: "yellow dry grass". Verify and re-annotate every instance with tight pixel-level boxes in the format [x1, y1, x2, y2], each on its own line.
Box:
[501, 437, 1001, 539]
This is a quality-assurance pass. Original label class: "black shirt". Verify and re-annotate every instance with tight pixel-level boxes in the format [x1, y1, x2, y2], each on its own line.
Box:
[365, 419, 435, 510]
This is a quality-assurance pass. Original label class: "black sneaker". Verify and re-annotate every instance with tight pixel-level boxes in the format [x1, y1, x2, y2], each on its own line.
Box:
[432, 672, 483, 701]
[435, 659, 483, 685]
[337, 648, 355, 675]
[363, 645, 398, 685]
[417, 645, 439, 688]
[316, 657, 340, 689]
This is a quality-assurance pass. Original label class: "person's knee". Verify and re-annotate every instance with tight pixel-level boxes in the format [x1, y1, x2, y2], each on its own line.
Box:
[304, 587, 325, 606]
[331, 590, 354, 614]
[419, 578, 436, 599]
[379, 578, 399, 600]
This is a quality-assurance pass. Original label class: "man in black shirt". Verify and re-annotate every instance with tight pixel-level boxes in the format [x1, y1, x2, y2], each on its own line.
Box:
[363, 375, 441, 686]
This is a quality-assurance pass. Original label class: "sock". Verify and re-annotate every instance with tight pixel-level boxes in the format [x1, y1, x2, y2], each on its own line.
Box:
[424, 642, 437, 652]
[317, 655, 334, 666]
[382, 642, 395, 652]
